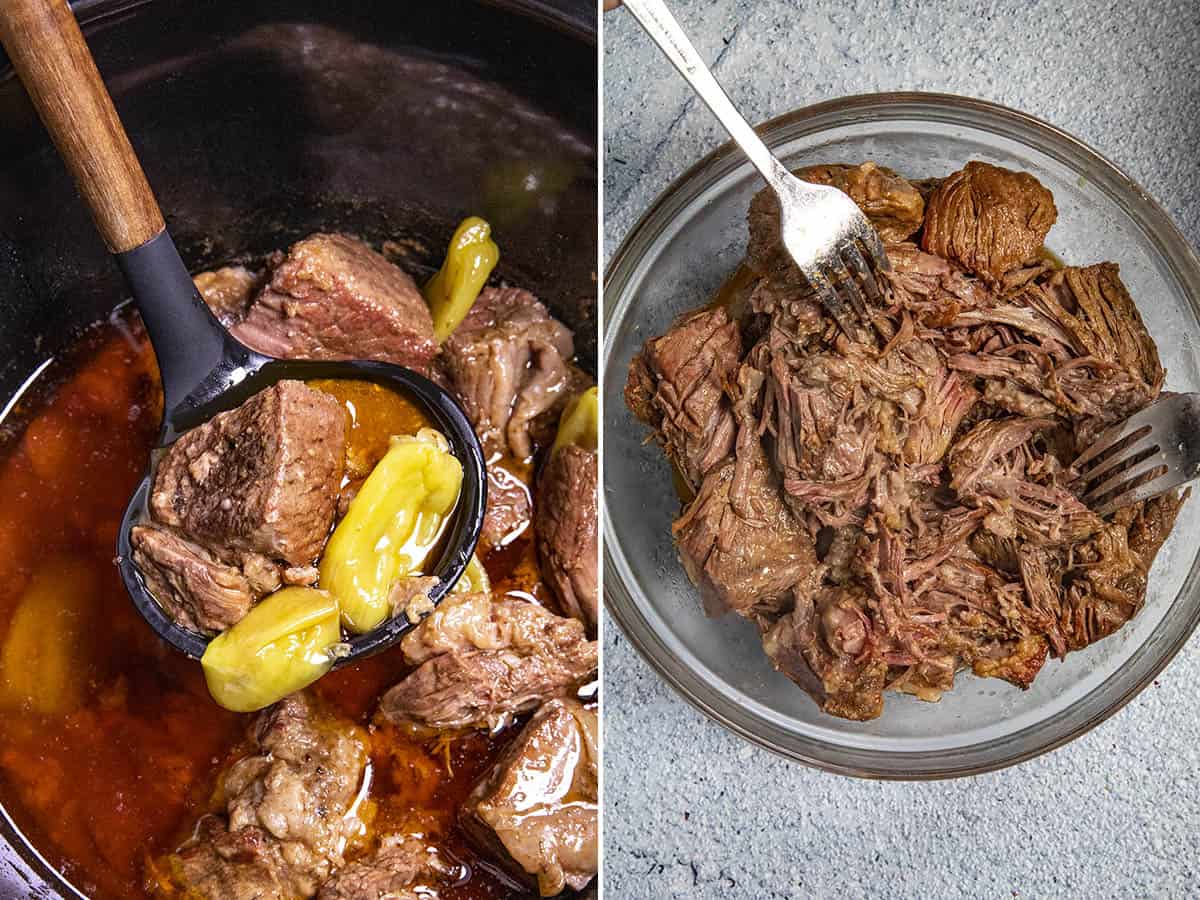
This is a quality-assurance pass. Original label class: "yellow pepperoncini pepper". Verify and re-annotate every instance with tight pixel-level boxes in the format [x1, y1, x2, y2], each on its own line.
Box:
[321, 428, 464, 633]
[451, 553, 491, 596]
[425, 216, 500, 343]
[0, 559, 97, 716]
[551, 386, 599, 457]
[201, 586, 341, 712]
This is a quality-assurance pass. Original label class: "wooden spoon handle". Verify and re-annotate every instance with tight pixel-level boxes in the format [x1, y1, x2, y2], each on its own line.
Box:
[0, 0, 164, 252]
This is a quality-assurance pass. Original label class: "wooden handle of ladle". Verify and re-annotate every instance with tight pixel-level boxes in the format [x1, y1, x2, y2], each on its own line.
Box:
[0, 0, 165, 253]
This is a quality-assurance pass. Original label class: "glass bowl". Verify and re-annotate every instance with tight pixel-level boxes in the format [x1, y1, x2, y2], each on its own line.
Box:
[602, 92, 1200, 779]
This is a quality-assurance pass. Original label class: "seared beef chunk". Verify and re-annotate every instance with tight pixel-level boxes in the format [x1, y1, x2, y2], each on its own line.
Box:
[230, 234, 437, 372]
[130, 526, 253, 635]
[625, 307, 741, 492]
[921, 161, 1057, 284]
[747, 162, 925, 279]
[378, 592, 597, 732]
[627, 157, 1183, 720]
[194, 265, 263, 325]
[155, 693, 369, 898]
[317, 836, 444, 900]
[460, 699, 597, 897]
[536, 445, 599, 629]
[151, 380, 345, 568]
[441, 287, 575, 460]
[482, 461, 533, 551]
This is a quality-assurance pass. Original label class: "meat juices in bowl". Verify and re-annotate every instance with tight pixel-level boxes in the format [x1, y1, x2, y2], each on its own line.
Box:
[0, 225, 598, 898]
[626, 158, 1183, 722]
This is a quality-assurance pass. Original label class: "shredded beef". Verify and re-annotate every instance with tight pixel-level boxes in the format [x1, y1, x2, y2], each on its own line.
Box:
[626, 157, 1183, 720]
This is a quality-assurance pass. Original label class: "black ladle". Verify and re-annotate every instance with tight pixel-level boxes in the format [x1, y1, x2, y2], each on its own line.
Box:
[0, 0, 486, 662]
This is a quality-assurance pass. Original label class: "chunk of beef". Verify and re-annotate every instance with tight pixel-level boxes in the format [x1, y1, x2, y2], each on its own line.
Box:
[747, 163, 925, 279]
[379, 593, 597, 733]
[921, 161, 1057, 284]
[440, 287, 575, 460]
[155, 816, 290, 900]
[535, 445, 598, 629]
[625, 307, 740, 492]
[150, 380, 345, 567]
[130, 525, 253, 635]
[1040, 263, 1163, 391]
[317, 836, 444, 900]
[194, 265, 263, 325]
[155, 693, 369, 899]
[460, 699, 598, 897]
[230, 234, 436, 372]
[481, 461, 532, 551]
[222, 693, 370, 895]
[761, 583, 887, 721]
[673, 435, 816, 620]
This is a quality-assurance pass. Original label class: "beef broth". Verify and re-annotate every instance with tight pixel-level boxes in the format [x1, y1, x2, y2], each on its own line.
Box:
[0, 311, 554, 899]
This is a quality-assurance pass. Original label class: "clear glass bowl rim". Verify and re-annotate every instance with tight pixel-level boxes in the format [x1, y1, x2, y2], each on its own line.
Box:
[601, 90, 1200, 779]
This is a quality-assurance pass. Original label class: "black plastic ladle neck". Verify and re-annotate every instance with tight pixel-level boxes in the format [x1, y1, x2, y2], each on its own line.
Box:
[115, 229, 269, 443]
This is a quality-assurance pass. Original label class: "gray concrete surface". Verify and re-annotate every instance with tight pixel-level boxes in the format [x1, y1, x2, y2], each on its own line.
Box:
[601, 2, 1200, 897]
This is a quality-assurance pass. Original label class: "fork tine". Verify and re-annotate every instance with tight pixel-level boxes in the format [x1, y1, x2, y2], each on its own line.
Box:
[1076, 429, 1159, 490]
[806, 267, 858, 337]
[823, 261, 871, 323]
[841, 243, 885, 308]
[1081, 454, 1168, 505]
[857, 223, 890, 274]
[1094, 468, 1188, 517]
[1073, 421, 1154, 476]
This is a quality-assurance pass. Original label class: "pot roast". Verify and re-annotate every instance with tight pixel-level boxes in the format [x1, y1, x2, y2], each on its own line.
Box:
[627, 159, 1183, 721]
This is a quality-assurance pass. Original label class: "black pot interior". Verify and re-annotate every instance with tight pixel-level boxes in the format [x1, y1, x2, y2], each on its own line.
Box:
[0, 0, 596, 897]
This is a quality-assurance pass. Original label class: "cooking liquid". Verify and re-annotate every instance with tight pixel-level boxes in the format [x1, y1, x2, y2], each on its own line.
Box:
[0, 311, 548, 899]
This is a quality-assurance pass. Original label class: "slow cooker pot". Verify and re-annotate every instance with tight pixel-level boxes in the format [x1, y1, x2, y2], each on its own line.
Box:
[0, 0, 596, 896]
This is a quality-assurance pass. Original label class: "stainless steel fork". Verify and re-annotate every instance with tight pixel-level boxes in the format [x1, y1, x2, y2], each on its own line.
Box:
[1073, 392, 1200, 515]
[621, 0, 891, 335]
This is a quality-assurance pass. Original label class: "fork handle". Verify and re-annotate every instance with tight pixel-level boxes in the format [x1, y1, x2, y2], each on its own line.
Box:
[622, 0, 790, 190]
